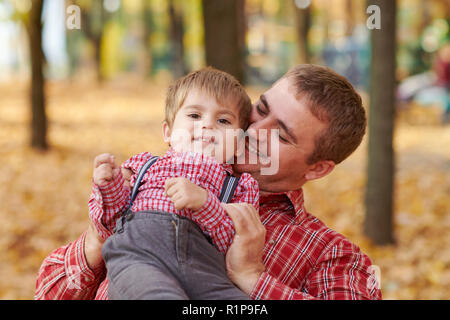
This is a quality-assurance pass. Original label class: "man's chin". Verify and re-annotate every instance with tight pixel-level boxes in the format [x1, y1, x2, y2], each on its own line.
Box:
[232, 162, 262, 176]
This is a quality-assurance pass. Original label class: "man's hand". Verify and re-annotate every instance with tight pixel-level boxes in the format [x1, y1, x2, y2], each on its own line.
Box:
[93, 153, 121, 186]
[223, 203, 266, 295]
[164, 177, 207, 211]
[84, 220, 105, 271]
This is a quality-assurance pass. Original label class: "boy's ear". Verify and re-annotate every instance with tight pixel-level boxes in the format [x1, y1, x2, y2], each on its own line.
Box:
[304, 160, 335, 182]
[162, 121, 171, 144]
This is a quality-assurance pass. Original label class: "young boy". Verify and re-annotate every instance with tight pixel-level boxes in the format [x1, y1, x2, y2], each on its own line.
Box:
[88, 67, 258, 299]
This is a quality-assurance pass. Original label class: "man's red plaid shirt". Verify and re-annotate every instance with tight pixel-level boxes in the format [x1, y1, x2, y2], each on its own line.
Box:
[35, 157, 382, 300]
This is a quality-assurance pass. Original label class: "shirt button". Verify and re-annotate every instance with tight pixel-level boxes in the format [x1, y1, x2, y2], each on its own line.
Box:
[268, 239, 275, 245]
[84, 276, 91, 282]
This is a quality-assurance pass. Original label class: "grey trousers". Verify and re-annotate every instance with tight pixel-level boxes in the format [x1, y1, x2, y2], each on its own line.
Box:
[102, 210, 250, 300]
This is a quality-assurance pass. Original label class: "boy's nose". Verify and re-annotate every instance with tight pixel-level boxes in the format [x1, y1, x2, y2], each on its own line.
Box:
[201, 116, 215, 129]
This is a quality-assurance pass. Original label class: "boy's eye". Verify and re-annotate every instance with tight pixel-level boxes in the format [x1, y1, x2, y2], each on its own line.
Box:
[188, 113, 200, 119]
[218, 118, 231, 125]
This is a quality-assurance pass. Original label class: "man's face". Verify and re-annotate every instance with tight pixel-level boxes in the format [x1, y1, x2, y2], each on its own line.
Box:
[233, 77, 329, 193]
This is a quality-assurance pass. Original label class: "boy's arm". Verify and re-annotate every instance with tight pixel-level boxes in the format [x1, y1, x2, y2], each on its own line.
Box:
[89, 172, 129, 240]
[191, 173, 259, 254]
[229, 173, 259, 210]
[89, 152, 154, 240]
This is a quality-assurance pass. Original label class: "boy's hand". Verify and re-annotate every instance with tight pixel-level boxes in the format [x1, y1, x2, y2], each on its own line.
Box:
[121, 167, 133, 188]
[93, 153, 121, 186]
[164, 177, 207, 211]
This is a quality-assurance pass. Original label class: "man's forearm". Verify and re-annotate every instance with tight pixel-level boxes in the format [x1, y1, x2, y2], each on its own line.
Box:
[35, 232, 105, 300]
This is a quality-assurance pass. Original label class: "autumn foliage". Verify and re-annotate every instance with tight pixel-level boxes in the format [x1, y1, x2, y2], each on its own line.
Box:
[0, 79, 449, 299]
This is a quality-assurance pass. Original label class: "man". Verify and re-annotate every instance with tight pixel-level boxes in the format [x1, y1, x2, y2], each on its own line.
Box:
[35, 64, 382, 300]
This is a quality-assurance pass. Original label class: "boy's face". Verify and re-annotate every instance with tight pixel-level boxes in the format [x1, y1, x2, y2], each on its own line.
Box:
[163, 89, 242, 163]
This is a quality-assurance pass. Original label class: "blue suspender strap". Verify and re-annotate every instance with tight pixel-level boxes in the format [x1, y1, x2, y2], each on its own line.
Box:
[116, 156, 159, 233]
[218, 174, 240, 203]
[128, 156, 159, 209]
[124, 156, 159, 216]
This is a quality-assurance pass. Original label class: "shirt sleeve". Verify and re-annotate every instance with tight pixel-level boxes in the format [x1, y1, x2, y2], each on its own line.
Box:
[192, 173, 259, 254]
[191, 190, 233, 254]
[88, 172, 129, 240]
[250, 239, 382, 300]
[35, 232, 106, 300]
[88, 152, 154, 240]
[230, 172, 259, 210]
[121, 151, 155, 187]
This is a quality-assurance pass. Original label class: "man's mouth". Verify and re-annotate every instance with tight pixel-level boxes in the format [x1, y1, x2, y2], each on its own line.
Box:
[245, 140, 269, 161]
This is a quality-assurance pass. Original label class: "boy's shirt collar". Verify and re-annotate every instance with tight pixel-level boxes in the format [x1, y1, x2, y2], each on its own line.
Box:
[165, 147, 233, 175]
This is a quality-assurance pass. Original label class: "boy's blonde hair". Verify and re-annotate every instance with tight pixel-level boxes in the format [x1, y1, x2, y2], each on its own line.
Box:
[165, 67, 252, 129]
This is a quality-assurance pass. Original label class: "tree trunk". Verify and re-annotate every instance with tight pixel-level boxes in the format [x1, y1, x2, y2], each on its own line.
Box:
[345, 0, 355, 36]
[142, 0, 153, 77]
[293, 2, 311, 64]
[365, 0, 397, 245]
[82, 1, 105, 82]
[202, 0, 246, 83]
[27, 0, 47, 150]
[168, 0, 187, 78]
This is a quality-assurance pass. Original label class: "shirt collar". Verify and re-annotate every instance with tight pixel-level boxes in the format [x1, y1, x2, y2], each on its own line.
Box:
[165, 147, 233, 175]
[260, 188, 307, 224]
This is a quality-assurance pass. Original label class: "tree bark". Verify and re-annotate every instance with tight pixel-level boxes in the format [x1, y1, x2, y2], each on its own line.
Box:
[202, 0, 246, 83]
[365, 0, 397, 245]
[27, 0, 47, 150]
[142, 0, 153, 77]
[82, 1, 105, 82]
[293, 2, 311, 64]
[168, 0, 187, 78]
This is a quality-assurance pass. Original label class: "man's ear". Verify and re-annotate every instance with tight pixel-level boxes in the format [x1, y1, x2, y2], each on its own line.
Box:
[304, 160, 335, 181]
[162, 121, 171, 144]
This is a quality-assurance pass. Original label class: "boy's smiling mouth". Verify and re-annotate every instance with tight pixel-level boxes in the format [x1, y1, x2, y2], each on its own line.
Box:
[193, 135, 218, 145]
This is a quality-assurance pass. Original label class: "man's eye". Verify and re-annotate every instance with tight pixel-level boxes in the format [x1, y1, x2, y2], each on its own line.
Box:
[188, 113, 200, 119]
[256, 104, 266, 115]
[279, 135, 289, 143]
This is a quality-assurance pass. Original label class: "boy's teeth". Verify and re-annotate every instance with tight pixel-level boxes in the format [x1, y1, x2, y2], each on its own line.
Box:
[194, 136, 216, 143]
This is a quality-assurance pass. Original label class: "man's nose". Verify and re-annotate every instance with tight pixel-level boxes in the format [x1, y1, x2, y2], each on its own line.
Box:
[247, 117, 274, 142]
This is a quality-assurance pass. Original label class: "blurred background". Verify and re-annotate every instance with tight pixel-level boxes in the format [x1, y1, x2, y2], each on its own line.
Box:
[0, 0, 449, 299]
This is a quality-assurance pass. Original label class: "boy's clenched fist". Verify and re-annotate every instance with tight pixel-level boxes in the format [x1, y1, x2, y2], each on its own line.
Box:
[93, 153, 121, 186]
[164, 177, 207, 211]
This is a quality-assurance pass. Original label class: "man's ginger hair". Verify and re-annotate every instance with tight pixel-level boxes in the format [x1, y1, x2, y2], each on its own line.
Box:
[284, 64, 367, 165]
